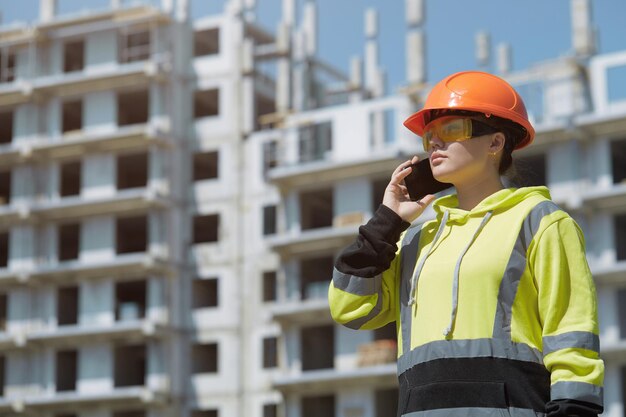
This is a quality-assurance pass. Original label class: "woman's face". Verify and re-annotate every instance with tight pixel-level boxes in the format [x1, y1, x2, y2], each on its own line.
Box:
[428, 133, 497, 185]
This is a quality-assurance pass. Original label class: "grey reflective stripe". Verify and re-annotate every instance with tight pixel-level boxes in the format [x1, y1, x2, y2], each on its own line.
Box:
[403, 407, 545, 417]
[407, 211, 449, 306]
[332, 268, 381, 296]
[397, 338, 543, 375]
[341, 286, 384, 330]
[491, 236, 526, 339]
[551, 381, 603, 406]
[399, 227, 422, 357]
[492, 200, 561, 340]
[543, 331, 600, 356]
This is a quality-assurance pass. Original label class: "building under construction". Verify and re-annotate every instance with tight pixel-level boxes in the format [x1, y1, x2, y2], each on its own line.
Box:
[0, 0, 624, 416]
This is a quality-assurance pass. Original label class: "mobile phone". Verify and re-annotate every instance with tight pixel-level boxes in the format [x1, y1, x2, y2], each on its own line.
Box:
[403, 159, 453, 201]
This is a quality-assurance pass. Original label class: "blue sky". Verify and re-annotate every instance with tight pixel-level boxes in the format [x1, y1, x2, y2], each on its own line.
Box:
[3, 0, 626, 93]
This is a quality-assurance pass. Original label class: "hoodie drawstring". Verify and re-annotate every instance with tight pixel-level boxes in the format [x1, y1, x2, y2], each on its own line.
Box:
[442, 211, 493, 338]
[407, 210, 449, 306]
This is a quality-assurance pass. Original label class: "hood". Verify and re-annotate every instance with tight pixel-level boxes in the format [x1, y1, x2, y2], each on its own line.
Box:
[409, 185, 552, 338]
[432, 186, 552, 223]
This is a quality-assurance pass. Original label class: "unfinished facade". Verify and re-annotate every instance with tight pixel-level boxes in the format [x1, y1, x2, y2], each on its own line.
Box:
[0, 0, 624, 416]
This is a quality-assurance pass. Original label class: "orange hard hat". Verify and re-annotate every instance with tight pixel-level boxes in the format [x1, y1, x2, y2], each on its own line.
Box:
[403, 71, 535, 149]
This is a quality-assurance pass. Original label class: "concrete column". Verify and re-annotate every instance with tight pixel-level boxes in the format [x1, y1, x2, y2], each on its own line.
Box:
[571, 0, 596, 56]
[282, 0, 296, 26]
[276, 23, 292, 112]
[406, 0, 425, 26]
[39, 0, 57, 23]
[406, 30, 426, 85]
[475, 31, 491, 69]
[303, 1, 317, 56]
[497, 43, 512, 74]
[364, 8, 379, 93]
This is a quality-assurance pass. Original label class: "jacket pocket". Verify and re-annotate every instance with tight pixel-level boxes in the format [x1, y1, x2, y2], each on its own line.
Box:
[402, 380, 511, 416]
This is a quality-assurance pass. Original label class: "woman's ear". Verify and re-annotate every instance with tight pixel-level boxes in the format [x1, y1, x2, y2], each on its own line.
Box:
[489, 132, 506, 154]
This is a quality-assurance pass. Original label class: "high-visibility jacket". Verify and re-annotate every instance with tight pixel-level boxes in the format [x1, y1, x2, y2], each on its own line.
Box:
[328, 187, 604, 417]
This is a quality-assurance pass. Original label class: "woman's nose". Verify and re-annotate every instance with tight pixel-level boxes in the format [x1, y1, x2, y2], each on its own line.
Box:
[429, 134, 444, 150]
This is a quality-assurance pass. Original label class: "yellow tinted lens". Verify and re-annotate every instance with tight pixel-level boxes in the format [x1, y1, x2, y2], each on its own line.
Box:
[438, 118, 472, 141]
[422, 131, 433, 150]
[422, 117, 473, 150]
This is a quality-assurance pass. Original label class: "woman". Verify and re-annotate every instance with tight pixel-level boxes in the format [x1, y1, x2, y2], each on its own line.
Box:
[328, 71, 604, 417]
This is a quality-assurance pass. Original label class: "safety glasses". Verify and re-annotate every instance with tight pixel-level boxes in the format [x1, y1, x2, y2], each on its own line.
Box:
[422, 116, 499, 152]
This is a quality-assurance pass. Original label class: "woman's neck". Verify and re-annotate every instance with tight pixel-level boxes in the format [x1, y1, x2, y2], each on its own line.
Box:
[455, 175, 505, 211]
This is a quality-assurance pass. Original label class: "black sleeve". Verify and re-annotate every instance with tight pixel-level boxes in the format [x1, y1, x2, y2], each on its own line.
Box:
[334, 204, 411, 278]
[545, 399, 603, 417]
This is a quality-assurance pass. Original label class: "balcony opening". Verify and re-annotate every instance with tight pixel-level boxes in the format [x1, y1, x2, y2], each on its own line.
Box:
[254, 94, 276, 131]
[375, 388, 399, 417]
[191, 411, 218, 417]
[302, 395, 335, 417]
[262, 336, 278, 369]
[0, 110, 13, 144]
[117, 152, 148, 190]
[262, 271, 277, 302]
[262, 140, 279, 177]
[0, 232, 7, 268]
[63, 39, 84, 73]
[263, 404, 277, 417]
[514, 153, 547, 187]
[301, 325, 334, 370]
[0, 293, 6, 331]
[614, 214, 626, 261]
[193, 151, 219, 181]
[56, 350, 77, 392]
[612, 138, 626, 184]
[0, 356, 5, 396]
[192, 278, 218, 309]
[618, 289, 626, 339]
[194, 28, 220, 57]
[301, 256, 333, 300]
[357, 322, 398, 367]
[57, 286, 79, 326]
[263, 205, 277, 236]
[300, 189, 333, 231]
[114, 344, 146, 387]
[0, 170, 12, 205]
[0, 51, 16, 83]
[113, 412, 145, 417]
[298, 122, 332, 163]
[193, 214, 219, 244]
[62, 99, 83, 134]
[58, 223, 80, 261]
[116, 216, 147, 254]
[60, 160, 81, 197]
[117, 90, 149, 126]
[119, 29, 150, 63]
[194, 89, 219, 119]
[372, 178, 388, 213]
[192, 343, 218, 374]
[116, 280, 147, 321]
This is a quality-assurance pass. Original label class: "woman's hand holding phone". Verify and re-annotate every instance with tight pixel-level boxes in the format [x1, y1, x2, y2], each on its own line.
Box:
[383, 156, 437, 223]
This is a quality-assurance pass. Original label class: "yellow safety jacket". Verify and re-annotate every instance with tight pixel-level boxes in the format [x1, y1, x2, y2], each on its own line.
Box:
[328, 187, 604, 417]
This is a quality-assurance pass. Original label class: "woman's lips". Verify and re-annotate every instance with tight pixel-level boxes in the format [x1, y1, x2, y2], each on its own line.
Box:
[430, 152, 445, 164]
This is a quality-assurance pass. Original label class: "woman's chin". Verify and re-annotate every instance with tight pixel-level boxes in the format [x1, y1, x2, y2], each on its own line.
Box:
[432, 166, 455, 184]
